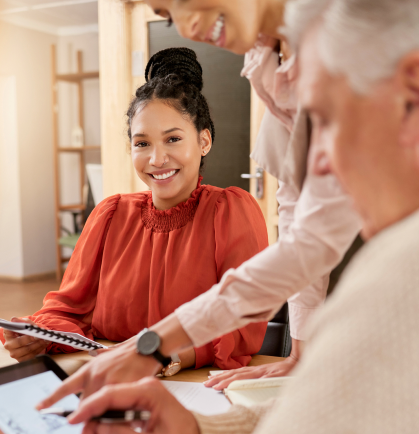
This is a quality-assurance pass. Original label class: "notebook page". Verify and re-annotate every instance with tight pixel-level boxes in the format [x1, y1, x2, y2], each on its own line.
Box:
[225, 386, 281, 407]
[226, 376, 291, 390]
[162, 381, 231, 416]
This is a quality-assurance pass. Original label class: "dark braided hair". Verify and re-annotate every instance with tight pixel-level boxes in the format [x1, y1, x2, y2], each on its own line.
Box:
[127, 47, 215, 173]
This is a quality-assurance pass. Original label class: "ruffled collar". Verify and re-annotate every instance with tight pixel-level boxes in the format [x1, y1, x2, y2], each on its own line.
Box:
[141, 176, 205, 233]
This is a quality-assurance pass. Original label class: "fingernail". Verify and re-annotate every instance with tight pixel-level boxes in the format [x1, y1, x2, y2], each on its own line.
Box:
[89, 350, 98, 357]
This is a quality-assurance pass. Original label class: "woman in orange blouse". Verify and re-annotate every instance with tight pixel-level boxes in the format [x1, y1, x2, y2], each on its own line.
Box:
[2, 48, 268, 372]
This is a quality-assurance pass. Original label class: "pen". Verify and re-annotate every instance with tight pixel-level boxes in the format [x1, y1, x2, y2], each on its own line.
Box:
[39, 408, 151, 423]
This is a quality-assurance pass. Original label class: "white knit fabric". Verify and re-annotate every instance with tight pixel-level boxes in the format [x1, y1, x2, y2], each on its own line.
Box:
[196, 209, 419, 434]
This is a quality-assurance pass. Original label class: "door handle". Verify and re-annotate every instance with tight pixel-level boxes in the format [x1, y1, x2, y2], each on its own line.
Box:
[241, 167, 264, 199]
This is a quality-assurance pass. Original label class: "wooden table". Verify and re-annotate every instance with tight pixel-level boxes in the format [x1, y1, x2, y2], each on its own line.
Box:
[0, 341, 283, 383]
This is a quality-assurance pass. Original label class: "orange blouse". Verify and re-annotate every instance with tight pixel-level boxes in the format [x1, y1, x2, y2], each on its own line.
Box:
[3, 179, 269, 369]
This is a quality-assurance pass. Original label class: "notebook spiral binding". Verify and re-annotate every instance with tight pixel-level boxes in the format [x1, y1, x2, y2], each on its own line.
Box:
[27, 324, 102, 350]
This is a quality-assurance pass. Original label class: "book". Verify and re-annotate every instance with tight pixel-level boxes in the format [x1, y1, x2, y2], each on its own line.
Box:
[0, 318, 108, 351]
[224, 377, 291, 407]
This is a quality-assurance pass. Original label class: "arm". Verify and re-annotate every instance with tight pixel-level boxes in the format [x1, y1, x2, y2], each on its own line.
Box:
[1, 196, 120, 357]
[194, 188, 269, 369]
[174, 173, 362, 349]
[276, 181, 330, 341]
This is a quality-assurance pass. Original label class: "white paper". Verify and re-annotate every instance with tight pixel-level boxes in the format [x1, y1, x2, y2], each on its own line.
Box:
[163, 381, 231, 416]
[0, 371, 83, 434]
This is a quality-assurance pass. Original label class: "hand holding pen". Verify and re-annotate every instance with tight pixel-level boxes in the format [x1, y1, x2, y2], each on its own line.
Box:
[46, 377, 200, 434]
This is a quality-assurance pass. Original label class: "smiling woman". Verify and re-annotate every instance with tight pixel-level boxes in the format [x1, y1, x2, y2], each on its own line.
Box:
[0, 48, 269, 374]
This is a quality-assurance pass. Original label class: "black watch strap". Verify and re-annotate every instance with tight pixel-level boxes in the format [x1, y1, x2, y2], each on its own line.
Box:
[151, 349, 171, 367]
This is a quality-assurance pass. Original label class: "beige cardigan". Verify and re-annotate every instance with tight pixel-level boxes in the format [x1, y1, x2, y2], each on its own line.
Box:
[195, 208, 419, 434]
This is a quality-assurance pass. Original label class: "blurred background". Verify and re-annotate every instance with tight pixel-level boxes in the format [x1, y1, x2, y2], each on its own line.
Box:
[0, 0, 278, 292]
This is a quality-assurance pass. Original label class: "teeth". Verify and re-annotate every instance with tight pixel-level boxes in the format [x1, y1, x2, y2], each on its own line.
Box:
[210, 16, 224, 43]
[152, 170, 177, 180]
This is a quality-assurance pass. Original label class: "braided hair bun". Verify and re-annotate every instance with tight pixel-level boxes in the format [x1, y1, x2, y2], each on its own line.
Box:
[127, 47, 215, 173]
[145, 47, 203, 92]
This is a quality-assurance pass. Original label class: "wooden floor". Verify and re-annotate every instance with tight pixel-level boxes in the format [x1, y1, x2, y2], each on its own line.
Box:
[0, 278, 59, 319]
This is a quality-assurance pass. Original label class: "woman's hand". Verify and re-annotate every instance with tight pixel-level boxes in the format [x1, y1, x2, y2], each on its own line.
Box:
[204, 338, 303, 390]
[36, 338, 161, 409]
[203, 356, 298, 390]
[3, 317, 49, 362]
[66, 377, 199, 434]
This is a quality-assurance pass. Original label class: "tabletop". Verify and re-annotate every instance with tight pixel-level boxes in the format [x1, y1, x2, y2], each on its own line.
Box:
[0, 340, 283, 383]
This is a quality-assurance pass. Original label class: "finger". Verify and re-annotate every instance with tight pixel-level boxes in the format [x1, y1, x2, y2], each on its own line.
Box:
[69, 384, 140, 424]
[15, 349, 45, 363]
[17, 334, 41, 346]
[3, 334, 38, 349]
[8, 339, 48, 359]
[69, 379, 159, 425]
[36, 367, 87, 410]
[212, 372, 258, 390]
[204, 369, 244, 387]
[3, 329, 20, 340]
[81, 373, 105, 400]
[11, 316, 36, 325]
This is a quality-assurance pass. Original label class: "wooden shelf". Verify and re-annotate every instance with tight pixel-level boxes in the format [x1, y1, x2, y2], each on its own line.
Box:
[58, 146, 101, 152]
[56, 71, 99, 82]
[59, 204, 86, 212]
[52, 45, 100, 280]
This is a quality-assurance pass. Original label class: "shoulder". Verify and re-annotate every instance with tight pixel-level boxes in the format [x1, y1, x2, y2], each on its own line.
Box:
[92, 191, 150, 219]
[201, 184, 260, 208]
[201, 185, 264, 225]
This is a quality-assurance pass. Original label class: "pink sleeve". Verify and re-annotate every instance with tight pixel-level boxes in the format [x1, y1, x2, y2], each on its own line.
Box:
[276, 182, 329, 340]
[175, 174, 362, 348]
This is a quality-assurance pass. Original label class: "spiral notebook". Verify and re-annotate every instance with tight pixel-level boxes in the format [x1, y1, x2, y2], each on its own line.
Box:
[0, 318, 108, 351]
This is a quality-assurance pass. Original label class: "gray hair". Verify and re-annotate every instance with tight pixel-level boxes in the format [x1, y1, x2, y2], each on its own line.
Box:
[283, 0, 419, 93]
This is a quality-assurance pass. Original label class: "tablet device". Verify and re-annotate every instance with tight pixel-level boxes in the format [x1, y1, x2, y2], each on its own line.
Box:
[0, 355, 82, 434]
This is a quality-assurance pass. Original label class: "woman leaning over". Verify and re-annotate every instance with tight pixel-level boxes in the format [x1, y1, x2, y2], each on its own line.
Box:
[1, 48, 268, 372]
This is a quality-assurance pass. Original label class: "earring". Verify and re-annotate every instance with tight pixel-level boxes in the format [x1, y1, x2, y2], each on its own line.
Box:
[163, 159, 168, 165]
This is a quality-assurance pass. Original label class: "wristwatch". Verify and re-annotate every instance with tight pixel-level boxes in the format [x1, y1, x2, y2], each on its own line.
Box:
[136, 329, 171, 368]
[161, 354, 182, 377]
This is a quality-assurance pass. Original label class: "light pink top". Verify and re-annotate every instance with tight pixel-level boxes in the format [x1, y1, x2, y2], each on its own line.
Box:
[175, 37, 362, 343]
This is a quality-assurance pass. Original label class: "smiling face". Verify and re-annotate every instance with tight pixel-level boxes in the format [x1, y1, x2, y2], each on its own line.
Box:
[131, 99, 211, 210]
[299, 26, 419, 239]
[144, 0, 282, 54]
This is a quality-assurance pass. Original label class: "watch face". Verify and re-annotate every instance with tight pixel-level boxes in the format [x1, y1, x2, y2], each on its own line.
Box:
[163, 363, 181, 377]
[137, 331, 160, 355]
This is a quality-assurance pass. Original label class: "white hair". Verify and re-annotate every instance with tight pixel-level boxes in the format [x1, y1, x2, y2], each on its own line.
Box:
[283, 0, 419, 93]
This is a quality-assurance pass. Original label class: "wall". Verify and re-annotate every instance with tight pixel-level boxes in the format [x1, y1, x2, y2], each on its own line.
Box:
[0, 22, 100, 279]
[0, 22, 58, 278]
[0, 76, 24, 277]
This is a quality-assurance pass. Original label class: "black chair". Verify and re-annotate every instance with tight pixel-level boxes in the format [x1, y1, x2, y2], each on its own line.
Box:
[257, 303, 292, 358]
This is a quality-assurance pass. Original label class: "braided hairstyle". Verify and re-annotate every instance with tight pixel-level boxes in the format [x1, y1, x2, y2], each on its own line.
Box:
[127, 47, 215, 173]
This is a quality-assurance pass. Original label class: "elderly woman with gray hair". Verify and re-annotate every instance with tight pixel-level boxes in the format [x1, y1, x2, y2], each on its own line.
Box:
[57, 0, 419, 433]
